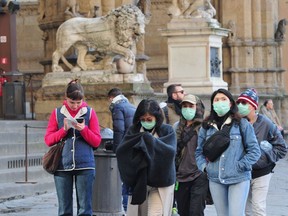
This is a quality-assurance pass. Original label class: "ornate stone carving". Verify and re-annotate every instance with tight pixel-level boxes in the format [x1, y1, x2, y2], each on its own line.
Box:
[37, 0, 45, 21]
[227, 20, 237, 41]
[64, 0, 81, 17]
[136, 0, 151, 21]
[51, 4, 146, 73]
[168, 0, 216, 19]
[275, 19, 287, 41]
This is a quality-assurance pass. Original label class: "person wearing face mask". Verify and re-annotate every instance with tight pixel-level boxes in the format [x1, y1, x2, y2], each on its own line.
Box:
[173, 94, 208, 216]
[116, 99, 177, 216]
[195, 88, 261, 216]
[236, 88, 287, 216]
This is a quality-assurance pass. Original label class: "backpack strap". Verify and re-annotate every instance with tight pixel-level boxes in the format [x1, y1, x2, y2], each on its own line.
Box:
[222, 124, 232, 134]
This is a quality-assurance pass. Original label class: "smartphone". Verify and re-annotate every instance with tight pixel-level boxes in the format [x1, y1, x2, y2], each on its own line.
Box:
[76, 118, 84, 123]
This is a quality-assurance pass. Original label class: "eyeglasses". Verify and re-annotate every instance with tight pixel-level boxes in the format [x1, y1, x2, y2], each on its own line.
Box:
[174, 90, 184, 94]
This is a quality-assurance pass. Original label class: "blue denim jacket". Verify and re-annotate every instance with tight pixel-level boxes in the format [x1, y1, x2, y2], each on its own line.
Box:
[196, 118, 261, 184]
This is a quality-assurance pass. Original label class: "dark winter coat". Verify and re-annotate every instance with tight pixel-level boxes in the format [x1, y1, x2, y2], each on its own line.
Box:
[116, 124, 176, 204]
[109, 95, 136, 152]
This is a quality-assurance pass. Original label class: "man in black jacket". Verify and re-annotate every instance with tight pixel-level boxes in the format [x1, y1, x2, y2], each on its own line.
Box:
[108, 88, 136, 212]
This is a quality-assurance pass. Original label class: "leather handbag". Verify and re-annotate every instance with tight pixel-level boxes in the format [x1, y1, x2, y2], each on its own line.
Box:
[42, 139, 65, 174]
[203, 125, 232, 162]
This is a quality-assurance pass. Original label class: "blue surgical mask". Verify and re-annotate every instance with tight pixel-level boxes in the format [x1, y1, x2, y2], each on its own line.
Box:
[237, 103, 250, 116]
[141, 120, 156, 130]
[213, 101, 230, 117]
[181, 107, 196, 120]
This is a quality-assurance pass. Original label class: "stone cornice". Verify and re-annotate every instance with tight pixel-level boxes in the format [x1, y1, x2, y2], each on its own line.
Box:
[226, 67, 285, 73]
[17, 2, 38, 16]
[38, 20, 64, 31]
[227, 40, 280, 47]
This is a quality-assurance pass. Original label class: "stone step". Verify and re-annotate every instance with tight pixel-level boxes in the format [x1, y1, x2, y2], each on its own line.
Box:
[0, 120, 48, 132]
[0, 142, 48, 156]
[0, 153, 44, 170]
[0, 120, 54, 200]
[0, 121, 47, 144]
[0, 131, 45, 144]
[0, 166, 51, 184]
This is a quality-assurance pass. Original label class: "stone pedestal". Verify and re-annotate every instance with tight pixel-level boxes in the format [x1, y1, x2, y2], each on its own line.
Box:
[161, 18, 229, 94]
[35, 71, 154, 124]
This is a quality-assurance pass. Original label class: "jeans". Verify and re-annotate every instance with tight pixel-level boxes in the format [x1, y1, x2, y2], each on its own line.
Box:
[175, 172, 208, 216]
[209, 180, 250, 216]
[122, 183, 129, 212]
[54, 169, 95, 216]
[245, 173, 272, 216]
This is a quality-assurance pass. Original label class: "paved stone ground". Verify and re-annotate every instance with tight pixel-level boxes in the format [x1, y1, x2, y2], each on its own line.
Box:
[0, 155, 288, 216]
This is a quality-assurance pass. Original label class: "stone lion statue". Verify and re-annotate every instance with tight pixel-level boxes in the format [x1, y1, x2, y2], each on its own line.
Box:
[52, 4, 145, 73]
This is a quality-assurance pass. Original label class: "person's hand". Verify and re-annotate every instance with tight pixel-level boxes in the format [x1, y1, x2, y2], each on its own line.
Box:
[73, 120, 85, 131]
[278, 125, 283, 131]
[63, 118, 71, 131]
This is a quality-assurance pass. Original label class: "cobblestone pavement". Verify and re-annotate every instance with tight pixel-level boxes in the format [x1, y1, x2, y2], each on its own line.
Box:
[0, 155, 288, 216]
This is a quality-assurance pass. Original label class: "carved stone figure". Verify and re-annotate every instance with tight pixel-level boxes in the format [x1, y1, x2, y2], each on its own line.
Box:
[167, 0, 181, 17]
[51, 4, 146, 73]
[38, 0, 46, 21]
[136, 0, 151, 21]
[92, 5, 100, 18]
[275, 19, 287, 41]
[168, 0, 216, 19]
[227, 20, 237, 41]
[65, 0, 81, 17]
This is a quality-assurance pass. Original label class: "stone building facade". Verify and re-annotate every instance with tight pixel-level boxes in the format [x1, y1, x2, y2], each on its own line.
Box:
[8, 0, 288, 128]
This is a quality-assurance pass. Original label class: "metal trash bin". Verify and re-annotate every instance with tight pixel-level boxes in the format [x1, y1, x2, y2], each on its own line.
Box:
[2, 71, 25, 120]
[92, 128, 125, 216]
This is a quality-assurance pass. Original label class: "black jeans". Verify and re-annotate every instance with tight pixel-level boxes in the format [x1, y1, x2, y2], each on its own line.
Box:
[175, 172, 208, 216]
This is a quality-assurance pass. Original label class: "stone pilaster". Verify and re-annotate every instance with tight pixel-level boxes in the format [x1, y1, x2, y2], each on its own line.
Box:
[221, 0, 284, 95]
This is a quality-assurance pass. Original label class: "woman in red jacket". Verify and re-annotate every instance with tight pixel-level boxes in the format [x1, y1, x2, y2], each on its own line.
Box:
[45, 80, 101, 216]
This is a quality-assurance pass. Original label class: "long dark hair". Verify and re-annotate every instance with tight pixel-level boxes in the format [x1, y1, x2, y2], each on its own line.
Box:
[203, 88, 241, 129]
[66, 79, 84, 100]
[133, 99, 164, 133]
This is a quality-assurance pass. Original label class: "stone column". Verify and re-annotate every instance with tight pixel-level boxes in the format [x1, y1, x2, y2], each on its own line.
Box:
[222, 0, 284, 95]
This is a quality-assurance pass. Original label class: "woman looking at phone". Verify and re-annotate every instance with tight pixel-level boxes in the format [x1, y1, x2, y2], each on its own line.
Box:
[44, 80, 101, 216]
